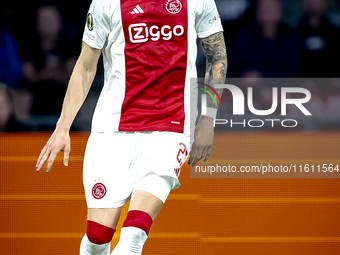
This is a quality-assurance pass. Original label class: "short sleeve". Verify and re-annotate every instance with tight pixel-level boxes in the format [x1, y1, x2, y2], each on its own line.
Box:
[82, 0, 111, 49]
[195, 0, 223, 39]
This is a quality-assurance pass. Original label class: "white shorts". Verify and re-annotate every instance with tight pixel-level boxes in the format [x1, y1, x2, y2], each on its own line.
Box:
[83, 131, 191, 208]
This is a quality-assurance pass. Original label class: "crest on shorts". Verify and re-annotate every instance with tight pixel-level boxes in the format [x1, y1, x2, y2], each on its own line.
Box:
[165, 0, 182, 14]
[86, 13, 94, 31]
[92, 182, 106, 199]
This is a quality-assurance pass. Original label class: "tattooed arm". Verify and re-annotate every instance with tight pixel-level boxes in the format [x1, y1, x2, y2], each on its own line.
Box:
[188, 31, 227, 167]
[201, 31, 227, 117]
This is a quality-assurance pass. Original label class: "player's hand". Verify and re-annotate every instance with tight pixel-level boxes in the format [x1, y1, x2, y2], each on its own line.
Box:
[36, 127, 71, 173]
[188, 116, 214, 167]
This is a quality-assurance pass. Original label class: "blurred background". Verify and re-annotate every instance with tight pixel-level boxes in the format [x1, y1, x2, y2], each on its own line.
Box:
[1, 0, 340, 132]
[1, 1, 340, 255]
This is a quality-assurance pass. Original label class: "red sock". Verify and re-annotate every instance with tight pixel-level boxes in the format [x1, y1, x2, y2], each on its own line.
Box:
[122, 210, 153, 235]
[86, 220, 116, 245]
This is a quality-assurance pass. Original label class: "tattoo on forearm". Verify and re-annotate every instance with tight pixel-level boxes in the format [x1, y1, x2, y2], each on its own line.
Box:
[200, 31, 227, 109]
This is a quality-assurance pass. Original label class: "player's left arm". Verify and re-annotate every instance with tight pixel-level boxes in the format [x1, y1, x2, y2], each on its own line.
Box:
[201, 31, 227, 108]
[188, 31, 227, 167]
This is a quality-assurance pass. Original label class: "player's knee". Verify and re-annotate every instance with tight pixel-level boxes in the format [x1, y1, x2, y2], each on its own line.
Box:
[86, 220, 116, 245]
[122, 210, 153, 235]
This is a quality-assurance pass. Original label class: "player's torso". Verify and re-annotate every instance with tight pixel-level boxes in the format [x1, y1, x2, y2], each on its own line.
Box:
[94, 0, 198, 133]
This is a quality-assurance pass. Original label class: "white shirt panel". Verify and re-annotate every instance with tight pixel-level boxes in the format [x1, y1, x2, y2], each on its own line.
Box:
[82, 0, 223, 134]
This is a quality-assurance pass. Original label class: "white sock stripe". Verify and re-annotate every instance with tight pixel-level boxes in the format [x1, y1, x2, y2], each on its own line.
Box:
[136, 5, 144, 13]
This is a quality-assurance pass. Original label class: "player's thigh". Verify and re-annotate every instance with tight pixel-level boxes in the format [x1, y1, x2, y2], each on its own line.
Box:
[128, 190, 163, 221]
[88, 207, 123, 229]
[129, 174, 174, 221]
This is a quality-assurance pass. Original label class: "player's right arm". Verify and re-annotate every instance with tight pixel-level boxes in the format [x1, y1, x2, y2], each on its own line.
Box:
[36, 42, 101, 172]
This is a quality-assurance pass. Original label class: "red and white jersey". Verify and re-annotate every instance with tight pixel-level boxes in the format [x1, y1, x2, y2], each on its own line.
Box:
[83, 0, 223, 134]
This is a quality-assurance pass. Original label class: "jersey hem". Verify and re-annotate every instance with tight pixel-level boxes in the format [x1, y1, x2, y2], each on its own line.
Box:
[118, 126, 184, 133]
[198, 28, 224, 39]
[82, 37, 103, 50]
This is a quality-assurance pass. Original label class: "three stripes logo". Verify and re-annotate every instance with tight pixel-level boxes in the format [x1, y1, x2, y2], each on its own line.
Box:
[131, 5, 144, 14]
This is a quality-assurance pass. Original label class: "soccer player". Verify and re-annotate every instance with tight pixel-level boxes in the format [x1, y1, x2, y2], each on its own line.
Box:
[36, 0, 227, 254]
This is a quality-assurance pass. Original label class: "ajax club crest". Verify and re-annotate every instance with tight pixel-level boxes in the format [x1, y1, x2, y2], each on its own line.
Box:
[92, 182, 106, 199]
[165, 0, 182, 14]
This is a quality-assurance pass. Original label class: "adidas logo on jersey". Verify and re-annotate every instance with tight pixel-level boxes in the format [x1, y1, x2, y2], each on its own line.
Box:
[131, 5, 144, 14]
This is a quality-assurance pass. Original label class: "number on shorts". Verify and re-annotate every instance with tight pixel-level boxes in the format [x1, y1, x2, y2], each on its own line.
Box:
[176, 142, 187, 166]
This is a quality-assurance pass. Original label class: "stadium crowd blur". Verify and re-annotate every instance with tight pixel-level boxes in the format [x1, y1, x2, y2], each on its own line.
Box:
[0, 0, 340, 132]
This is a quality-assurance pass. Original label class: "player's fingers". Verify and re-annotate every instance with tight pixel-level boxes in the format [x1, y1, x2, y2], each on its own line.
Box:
[46, 150, 58, 173]
[204, 146, 212, 162]
[191, 146, 204, 167]
[36, 145, 48, 168]
[36, 149, 51, 172]
[188, 142, 198, 165]
[63, 145, 70, 166]
[201, 145, 209, 162]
